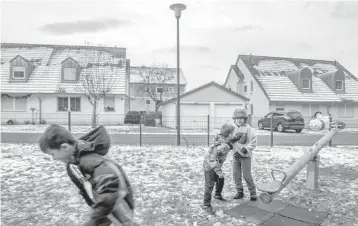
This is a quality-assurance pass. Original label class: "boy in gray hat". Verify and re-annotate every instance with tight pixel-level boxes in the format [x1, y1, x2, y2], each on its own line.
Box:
[231, 108, 258, 201]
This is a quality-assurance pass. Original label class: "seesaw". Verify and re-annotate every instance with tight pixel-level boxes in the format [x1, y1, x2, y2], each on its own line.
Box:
[257, 122, 346, 204]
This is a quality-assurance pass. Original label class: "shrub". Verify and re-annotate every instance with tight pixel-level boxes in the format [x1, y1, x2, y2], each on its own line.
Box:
[40, 119, 47, 125]
[24, 120, 31, 125]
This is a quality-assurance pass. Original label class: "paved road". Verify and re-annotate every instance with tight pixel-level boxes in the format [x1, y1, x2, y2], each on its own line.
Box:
[1, 132, 357, 146]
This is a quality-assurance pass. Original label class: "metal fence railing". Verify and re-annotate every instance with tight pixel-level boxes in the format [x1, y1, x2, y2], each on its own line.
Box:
[1, 113, 357, 146]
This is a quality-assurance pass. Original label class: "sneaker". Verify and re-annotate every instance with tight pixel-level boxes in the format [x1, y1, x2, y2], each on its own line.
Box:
[202, 205, 216, 215]
[233, 192, 244, 199]
[250, 193, 257, 201]
[214, 195, 227, 202]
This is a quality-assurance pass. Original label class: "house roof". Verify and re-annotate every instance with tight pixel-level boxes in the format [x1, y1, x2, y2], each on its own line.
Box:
[1, 43, 127, 94]
[130, 66, 187, 85]
[237, 54, 358, 102]
[161, 81, 249, 106]
[224, 65, 243, 85]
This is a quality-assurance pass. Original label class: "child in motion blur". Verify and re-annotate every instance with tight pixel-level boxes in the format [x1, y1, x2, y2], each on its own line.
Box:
[39, 124, 137, 226]
[202, 123, 236, 215]
[231, 108, 258, 201]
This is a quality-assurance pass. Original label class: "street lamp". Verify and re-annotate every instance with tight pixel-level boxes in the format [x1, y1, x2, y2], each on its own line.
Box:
[170, 3, 186, 146]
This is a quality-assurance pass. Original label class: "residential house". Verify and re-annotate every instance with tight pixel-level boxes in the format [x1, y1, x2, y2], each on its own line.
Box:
[160, 81, 249, 130]
[224, 54, 358, 127]
[129, 66, 187, 112]
[1, 43, 130, 125]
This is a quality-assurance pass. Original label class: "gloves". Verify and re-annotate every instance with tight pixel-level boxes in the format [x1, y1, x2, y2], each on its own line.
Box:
[233, 151, 240, 158]
[241, 148, 248, 154]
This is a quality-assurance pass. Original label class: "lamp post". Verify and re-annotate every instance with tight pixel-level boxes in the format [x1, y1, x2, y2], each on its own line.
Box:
[170, 3, 186, 146]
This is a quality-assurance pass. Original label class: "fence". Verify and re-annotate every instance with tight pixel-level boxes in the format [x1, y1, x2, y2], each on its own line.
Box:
[1, 112, 358, 146]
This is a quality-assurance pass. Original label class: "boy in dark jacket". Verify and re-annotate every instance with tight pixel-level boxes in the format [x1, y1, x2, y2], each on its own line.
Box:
[202, 123, 236, 215]
[39, 124, 136, 226]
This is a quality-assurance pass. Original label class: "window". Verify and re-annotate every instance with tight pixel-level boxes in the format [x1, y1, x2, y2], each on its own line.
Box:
[70, 97, 81, 111]
[276, 103, 285, 111]
[58, 97, 68, 111]
[250, 81, 254, 92]
[244, 85, 247, 93]
[338, 103, 354, 117]
[335, 80, 343, 90]
[302, 78, 310, 89]
[228, 85, 232, 91]
[104, 96, 115, 112]
[145, 99, 151, 105]
[64, 68, 76, 81]
[156, 87, 164, 93]
[167, 87, 174, 93]
[57, 97, 81, 111]
[1, 96, 27, 111]
[12, 66, 25, 79]
[302, 103, 319, 116]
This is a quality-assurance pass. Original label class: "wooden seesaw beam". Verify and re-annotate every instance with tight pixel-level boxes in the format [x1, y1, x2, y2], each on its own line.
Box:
[257, 122, 346, 204]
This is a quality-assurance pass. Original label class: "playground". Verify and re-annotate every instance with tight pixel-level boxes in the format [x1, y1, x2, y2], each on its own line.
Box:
[1, 143, 357, 226]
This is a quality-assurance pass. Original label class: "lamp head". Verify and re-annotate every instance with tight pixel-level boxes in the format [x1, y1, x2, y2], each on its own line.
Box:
[170, 3, 186, 19]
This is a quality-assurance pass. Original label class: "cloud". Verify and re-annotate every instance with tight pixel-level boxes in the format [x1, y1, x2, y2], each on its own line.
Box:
[331, 2, 358, 19]
[153, 45, 214, 54]
[233, 25, 264, 32]
[39, 19, 132, 35]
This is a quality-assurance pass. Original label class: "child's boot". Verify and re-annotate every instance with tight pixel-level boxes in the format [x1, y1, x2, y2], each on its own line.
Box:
[250, 193, 257, 201]
[202, 205, 216, 215]
[214, 195, 227, 202]
[233, 189, 244, 199]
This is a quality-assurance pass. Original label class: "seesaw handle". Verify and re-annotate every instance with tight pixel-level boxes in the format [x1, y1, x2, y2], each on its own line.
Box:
[271, 169, 286, 183]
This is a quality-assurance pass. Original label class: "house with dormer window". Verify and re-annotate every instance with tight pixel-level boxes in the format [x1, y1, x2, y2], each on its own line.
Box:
[224, 55, 358, 127]
[1, 43, 130, 125]
[129, 66, 187, 112]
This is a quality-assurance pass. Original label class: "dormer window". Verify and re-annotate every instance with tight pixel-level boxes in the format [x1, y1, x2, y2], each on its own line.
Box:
[61, 57, 80, 82]
[64, 68, 76, 81]
[13, 66, 26, 79]
[301, 78, 311, 89]
[335, 80, 344, 90]
[9, 55, 34, 82]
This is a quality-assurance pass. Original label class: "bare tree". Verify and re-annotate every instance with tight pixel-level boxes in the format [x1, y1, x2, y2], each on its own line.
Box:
[77, 42, 123, 128]
[134, 64, 176, 112]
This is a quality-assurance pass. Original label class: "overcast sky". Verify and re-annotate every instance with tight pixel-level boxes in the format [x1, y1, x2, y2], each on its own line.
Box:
[1, 0, 358, 90]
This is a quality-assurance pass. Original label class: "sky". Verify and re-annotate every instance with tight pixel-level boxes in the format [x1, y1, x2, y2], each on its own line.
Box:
[1, 0, 358, 91]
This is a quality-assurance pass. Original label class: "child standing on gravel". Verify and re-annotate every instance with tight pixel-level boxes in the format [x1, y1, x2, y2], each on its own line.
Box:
[38, 124, 137, 226]
[202, 123, 236, 215]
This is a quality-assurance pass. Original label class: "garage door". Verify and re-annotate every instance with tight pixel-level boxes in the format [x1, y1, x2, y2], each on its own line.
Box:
[181, 104, 210, 117]
[180, 104, 210, 130]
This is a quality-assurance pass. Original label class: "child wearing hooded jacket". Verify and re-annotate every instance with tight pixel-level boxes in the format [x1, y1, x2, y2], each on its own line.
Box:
[231, 108, 258, 201]
[39, 124, 137, 226]
[202, 123, 236, 215]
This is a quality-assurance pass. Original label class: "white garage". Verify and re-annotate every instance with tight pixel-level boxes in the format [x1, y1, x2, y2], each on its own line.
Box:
[161, 81, 249, 130]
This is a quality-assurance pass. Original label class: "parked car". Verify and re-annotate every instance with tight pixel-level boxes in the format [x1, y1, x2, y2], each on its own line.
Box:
[257, 110, 305, 133]
[124, 111, 146, 124]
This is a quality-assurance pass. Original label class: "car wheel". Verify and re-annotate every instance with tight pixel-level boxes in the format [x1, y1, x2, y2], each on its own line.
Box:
[258, 122, 264, 130]
[277, 123, 284, 132]
[295, 129, 302, 133]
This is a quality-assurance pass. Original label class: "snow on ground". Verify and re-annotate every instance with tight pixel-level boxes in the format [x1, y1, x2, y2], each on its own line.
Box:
[1, 144, 358, 226]
[2, 124, 358, 135]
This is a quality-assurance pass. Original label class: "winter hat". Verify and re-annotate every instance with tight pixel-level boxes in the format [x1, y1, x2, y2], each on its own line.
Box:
[232, 108, 248, 119]
[220, 123, 235, 137]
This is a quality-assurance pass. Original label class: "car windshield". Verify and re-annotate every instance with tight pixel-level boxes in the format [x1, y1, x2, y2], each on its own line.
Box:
[286, 111, 302, 118]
